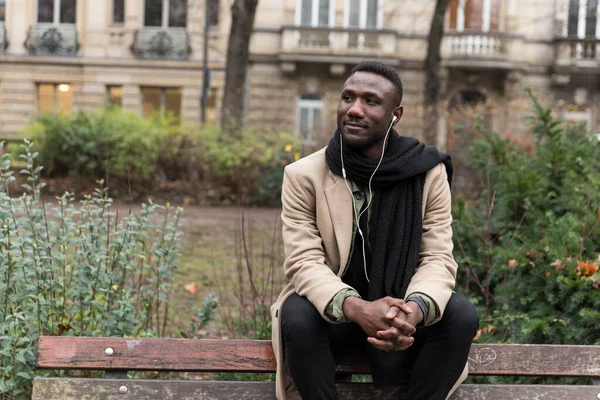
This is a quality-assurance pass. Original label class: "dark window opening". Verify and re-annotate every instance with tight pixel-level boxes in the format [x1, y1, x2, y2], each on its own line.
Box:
[38, 0, 54, 23]
[60, 0, 76, 23]
[113, 0, 125, 24]
[208, 0, 219, 26]
[169, 0, 187, 27]
[144, 0, 163, 26]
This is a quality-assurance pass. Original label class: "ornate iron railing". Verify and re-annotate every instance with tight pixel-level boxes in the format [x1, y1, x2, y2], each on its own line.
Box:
[24, 23, 79, 56]
[130, 27, 190, 60]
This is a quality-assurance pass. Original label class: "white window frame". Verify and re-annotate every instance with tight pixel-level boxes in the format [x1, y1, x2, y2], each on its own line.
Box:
[296, 97, 323, 145]
[106, 85, 123, 106]
[565, 0, 600, 38]
[453, 0, 498, 32]
[141, 86, 182, 118]
[143, 0, 187, 28]
[295, 0, 334, 27]
[343, 0, 383, 29]
[36, 0, 76, 25]
[37, 82, 72, 114]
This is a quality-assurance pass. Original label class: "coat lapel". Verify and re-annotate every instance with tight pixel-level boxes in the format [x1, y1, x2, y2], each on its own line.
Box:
[324, 171, 353, 276]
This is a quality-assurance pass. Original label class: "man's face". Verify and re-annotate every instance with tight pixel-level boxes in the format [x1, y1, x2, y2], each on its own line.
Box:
[337, 71, 402, 158]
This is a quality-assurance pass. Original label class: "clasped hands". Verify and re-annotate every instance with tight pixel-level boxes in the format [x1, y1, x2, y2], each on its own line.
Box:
[342, 296, 423, 351]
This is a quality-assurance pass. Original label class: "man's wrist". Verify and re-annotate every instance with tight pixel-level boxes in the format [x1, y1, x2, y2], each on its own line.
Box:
[406, 300, 424, 326]
[342, 296, 363, 322]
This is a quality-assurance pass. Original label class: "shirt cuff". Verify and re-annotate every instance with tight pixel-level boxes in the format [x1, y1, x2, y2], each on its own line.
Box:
[325, 288, 362, 323]
[406, 292, 438, 327]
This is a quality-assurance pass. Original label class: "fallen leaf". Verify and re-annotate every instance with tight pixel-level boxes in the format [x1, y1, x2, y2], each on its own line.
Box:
[507, 259, 517, 269]
[184, 282, 200, 295]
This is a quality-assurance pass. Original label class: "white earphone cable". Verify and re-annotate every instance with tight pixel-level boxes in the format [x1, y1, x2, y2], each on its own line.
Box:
[340, 115, 396, 283]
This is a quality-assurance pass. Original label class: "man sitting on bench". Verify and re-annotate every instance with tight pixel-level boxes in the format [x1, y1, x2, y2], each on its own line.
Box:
[270, 61, 479, 400]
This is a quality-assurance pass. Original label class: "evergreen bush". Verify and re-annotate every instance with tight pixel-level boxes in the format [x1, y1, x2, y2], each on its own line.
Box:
[453, 89, 600, 345]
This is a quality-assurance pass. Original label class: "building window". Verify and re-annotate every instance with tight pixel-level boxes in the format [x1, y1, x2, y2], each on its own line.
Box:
[0, 0, 6, 22]
[112, 0, 125, 24]
[144, 0, 187, 28]
[448, 0, 501, 32]
[297, 0, 331, 26]
[107, 86, 123, 107]
[38, 83, 72, 115]
[297, 95, 323, 144]
[142, 87, 181, 120]
[567, 0, 599, 38]
[37, 0, 77, 24]
[208, 0, 219, 26]
[345, 0, 379, 29]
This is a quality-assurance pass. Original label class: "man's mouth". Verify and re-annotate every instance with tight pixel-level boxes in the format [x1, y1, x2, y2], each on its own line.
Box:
[344, 121, 367, 129]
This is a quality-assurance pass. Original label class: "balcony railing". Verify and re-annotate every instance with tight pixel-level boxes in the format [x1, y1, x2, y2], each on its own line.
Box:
[0, 22, 7, 54]
[556, 37, 600, 62]
[130, 27, 190, 60]
[281, 26, 397, 58]
[24, 23, 79, 56]
[442, 30, 524, 69]
[447, 31, 506, 57]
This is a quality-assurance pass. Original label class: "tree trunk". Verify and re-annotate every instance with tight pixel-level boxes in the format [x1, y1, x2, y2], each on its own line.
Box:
[423, 0, 450, 146]
[220, 0, 259, 135]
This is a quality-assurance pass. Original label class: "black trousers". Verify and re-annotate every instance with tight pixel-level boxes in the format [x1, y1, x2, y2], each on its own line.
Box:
[281, 292, 478, 400]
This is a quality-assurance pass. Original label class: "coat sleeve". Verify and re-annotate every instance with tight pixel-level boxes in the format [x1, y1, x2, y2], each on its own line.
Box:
[280, 166, 353, 322]
[405, 163, 457, 324]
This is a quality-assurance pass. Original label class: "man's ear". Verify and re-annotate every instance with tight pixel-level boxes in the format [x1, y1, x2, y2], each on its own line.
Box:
[392, 106, 404, 126]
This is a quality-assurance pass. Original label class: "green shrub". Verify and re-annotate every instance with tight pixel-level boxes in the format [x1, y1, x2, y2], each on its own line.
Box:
[21, 108, 157, 180]
[453, 89, 600, 346]
[20, 109, 300, 205]
[0, 140, 184, 399]
[199, 128, 301, 205]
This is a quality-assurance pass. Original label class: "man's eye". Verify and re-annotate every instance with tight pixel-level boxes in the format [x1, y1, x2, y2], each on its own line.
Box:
[367, 98, 378, 105]
[343, 95, 352, 102]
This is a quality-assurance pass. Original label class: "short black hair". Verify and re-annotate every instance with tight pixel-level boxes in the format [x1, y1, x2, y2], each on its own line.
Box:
[351, 61, 403, 105]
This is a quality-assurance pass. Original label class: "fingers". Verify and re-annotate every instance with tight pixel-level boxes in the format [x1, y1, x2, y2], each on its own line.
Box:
[368, 335, 414, 352]
[375, 326, 401, 341]
[384, 297, 413, 319]
[390, 316, 417, 335]
[378, 318, 416, 338]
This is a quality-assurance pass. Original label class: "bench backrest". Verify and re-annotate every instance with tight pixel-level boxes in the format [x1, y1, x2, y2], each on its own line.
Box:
[36, 336, 600, 378]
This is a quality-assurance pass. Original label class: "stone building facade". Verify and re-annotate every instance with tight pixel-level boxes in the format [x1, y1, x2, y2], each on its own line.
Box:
[0, 0, 598, 150]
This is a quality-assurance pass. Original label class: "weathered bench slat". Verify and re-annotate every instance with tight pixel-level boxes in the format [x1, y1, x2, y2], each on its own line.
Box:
[31, 378, 600, 400]
[36, 337, 600, 377]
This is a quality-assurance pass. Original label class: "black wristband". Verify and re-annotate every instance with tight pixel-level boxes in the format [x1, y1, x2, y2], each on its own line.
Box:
[405, 295, 428, 328]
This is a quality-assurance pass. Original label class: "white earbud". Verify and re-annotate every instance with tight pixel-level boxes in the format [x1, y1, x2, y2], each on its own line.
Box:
[392, 115, 397, 123]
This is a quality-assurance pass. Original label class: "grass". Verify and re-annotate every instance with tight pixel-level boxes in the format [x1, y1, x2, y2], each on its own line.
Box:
[166, 206, 286, 339]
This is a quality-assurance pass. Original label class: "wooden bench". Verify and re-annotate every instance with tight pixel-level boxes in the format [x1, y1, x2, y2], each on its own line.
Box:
[33, 336, 600, 399]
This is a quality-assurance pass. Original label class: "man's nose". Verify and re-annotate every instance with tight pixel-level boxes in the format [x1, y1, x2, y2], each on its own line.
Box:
[347, 100, 365, 118]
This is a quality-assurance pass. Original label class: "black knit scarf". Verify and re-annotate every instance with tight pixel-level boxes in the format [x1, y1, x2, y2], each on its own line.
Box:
[325, 129, 453, 384]
[326, 129, 452, 302]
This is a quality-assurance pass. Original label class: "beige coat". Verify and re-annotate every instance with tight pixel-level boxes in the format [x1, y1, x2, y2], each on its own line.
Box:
[270, 148, 467, 399]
